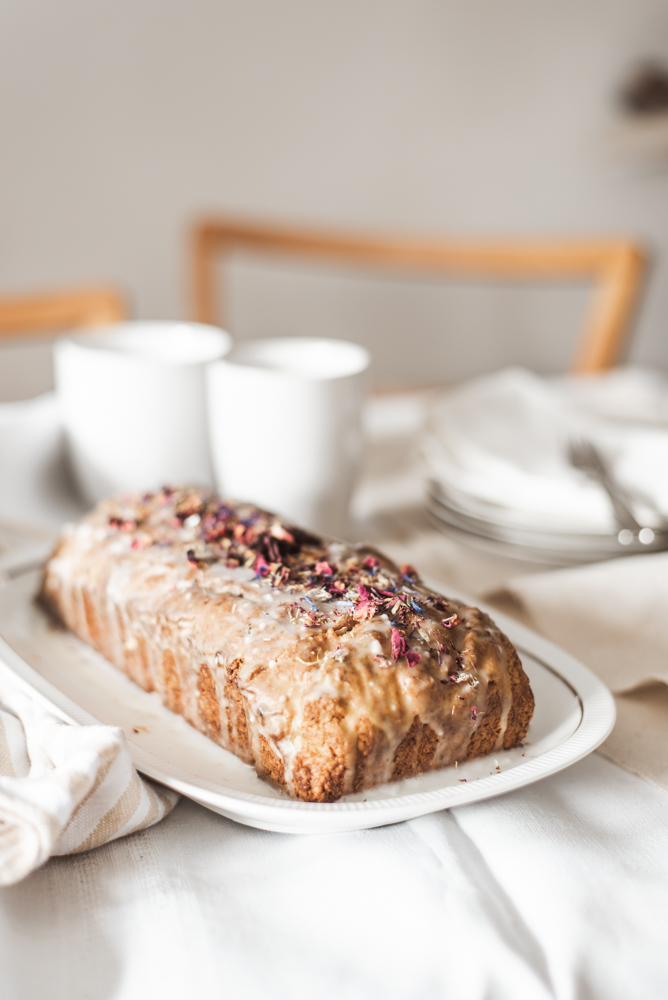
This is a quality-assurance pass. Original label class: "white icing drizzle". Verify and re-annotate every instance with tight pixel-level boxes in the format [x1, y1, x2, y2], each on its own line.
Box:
[41, 488, 523, 798]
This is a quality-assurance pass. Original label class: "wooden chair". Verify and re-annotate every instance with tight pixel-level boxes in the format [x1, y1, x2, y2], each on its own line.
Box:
[0, 286, 127, 339]
[0, 286, 127, 402]
[190, 218, 647, 374]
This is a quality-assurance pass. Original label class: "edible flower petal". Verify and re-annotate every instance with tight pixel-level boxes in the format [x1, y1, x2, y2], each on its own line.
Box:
[391, 628, 407, 661]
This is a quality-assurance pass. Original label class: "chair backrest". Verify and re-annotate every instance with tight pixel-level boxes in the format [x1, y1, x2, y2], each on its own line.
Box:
[0, 286, 127, 401]
[0, 286, 126, 339]
[190, 218, 647, 374]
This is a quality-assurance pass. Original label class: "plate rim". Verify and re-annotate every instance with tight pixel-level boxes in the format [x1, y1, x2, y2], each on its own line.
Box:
[426, 482, 668, 558]
[0, 562, 616, 828]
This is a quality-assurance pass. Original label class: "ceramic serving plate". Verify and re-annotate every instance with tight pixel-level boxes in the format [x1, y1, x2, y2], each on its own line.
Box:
[0, 564, 615, 834]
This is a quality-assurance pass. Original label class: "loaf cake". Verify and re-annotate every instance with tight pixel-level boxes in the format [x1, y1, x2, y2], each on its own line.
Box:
[41, 487, 534, 802]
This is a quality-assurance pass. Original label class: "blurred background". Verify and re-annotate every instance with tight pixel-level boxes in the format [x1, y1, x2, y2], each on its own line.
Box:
[1, 0, 668, 396]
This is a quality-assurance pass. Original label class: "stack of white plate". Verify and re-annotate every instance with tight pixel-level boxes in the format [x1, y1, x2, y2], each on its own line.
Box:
[422, 367, 668, 564]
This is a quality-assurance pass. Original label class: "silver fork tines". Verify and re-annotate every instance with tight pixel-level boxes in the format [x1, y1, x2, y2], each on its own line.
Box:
[567, 438, 651, 543]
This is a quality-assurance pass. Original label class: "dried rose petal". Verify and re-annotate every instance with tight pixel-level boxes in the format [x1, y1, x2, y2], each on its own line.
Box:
[130, 537, 151, 550]
[253, 553, 270, 576]
[391, 628, 407, 661]
[270, 523, 295, 544]
[353, 600, 377, 622]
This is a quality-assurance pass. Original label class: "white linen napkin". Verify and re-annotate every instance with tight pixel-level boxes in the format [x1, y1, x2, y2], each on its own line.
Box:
[0, 691, 179, 886]
[423, 366, 668, 532]
[485, 551, 668, 790]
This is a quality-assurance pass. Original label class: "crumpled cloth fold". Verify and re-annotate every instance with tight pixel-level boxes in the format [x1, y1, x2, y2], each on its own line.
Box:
[0, 692, 179, 885]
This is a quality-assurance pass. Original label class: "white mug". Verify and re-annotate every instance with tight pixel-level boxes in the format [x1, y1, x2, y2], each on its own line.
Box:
[207, 337, 370, 537]
[54, 321, 232, 504]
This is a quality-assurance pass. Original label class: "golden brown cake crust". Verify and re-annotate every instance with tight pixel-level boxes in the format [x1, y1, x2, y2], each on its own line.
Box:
[40, 487, 534, 802]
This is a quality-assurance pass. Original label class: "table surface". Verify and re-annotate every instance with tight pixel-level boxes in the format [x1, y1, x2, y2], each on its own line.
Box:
[2, 393, 668, 1000]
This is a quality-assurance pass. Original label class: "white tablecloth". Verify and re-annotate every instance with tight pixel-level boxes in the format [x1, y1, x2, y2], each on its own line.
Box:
[1, 754, 667, 1000]
[2, 392, 668, 1000]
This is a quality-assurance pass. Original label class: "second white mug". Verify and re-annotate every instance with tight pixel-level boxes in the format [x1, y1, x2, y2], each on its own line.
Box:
[207, 337, 370, 537]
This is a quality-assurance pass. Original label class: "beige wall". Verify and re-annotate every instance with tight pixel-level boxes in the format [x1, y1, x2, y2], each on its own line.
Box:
[1, 0, 668, 393]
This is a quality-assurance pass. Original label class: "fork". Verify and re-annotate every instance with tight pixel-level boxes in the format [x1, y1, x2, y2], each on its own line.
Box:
[567, 438, 644, 537]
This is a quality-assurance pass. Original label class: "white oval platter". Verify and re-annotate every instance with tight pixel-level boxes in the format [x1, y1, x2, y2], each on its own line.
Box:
[0, 566, 615, 834]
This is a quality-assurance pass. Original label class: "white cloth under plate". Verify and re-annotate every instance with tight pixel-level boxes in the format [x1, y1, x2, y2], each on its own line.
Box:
[423, 366, 668, 533]
[1, 756, 667, 1000]
[483, 549, 668, 790]
[2, 388, 668, 998]
[0, 692, 179, 886]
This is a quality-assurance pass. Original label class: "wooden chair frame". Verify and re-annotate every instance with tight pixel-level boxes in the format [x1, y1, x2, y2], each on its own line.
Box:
[190, 218, 647, 373]
[0, 286, 126, 339]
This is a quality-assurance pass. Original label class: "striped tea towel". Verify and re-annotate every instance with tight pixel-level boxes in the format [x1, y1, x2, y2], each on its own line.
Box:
[0, 692, 179, 885]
